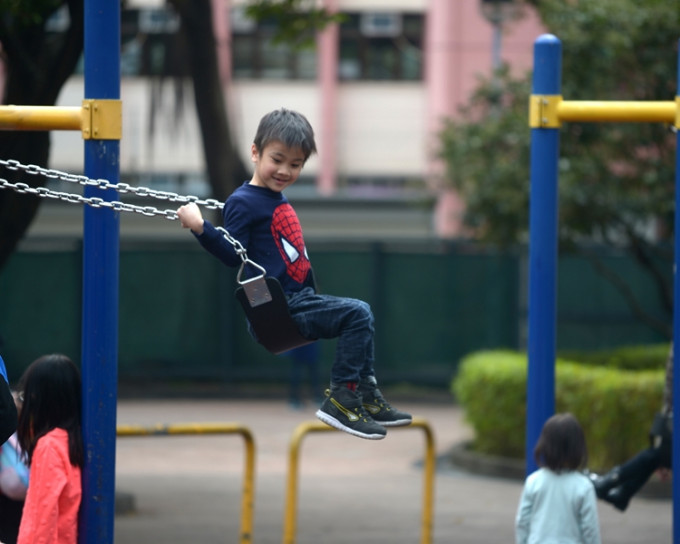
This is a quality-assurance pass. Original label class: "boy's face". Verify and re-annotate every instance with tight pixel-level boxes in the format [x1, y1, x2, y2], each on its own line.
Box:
[250, 141, 305, 193]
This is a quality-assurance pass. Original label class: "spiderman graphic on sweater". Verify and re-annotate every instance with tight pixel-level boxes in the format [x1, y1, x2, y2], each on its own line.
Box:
[271, 202, 310, 285]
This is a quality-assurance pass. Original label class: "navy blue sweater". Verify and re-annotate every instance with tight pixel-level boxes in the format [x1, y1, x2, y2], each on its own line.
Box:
[195, 182, 314, 294]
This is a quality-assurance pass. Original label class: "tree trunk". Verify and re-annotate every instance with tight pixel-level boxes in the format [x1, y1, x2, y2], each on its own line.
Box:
[168, 0, 249, 202]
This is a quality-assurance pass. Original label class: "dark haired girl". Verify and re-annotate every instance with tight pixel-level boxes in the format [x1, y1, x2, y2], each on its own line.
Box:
[16, 354, 83, 544]
[515, 413, 601, 544]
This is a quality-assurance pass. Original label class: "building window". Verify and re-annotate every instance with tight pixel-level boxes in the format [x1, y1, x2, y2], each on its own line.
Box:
[231, 7, 317, 80]
[231, 9, 424, 82]
[68, 6, 190, 77]
[120, 7, 189, 78]
[339, 12, 424, 81]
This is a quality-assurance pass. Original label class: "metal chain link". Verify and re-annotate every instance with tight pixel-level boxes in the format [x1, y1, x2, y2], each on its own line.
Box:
[0, 158, 226, 209]
[0, 159, 253, 268]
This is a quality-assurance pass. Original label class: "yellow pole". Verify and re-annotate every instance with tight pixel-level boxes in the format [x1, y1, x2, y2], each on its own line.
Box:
[558, 100, 676, 123]
[418, 420, 436, 544]
[116, 423, 256, 544]
[282, 418, 436, 544]
[282, 422, 333, 544]
[0, 105, 82, 131]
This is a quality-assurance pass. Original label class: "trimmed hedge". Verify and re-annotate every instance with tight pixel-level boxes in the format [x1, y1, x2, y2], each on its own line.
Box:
[558, 343, 670, 371]
[452, 349, 665, 470]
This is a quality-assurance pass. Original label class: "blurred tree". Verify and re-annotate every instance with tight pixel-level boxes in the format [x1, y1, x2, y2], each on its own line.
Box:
[0, 0, 339, 269]
[438, 0, 679, 338]
[0, 0, 83, 270]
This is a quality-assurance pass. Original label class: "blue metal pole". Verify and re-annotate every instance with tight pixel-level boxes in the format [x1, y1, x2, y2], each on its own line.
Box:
[672, 37, 680, 544]
[525, 34, 561, 476]
[79, 1, 120, 543]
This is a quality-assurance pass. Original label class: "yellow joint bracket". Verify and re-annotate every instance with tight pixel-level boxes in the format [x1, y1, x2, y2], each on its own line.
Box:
[81, 99, 122, 140]
[529, 94, 562, 128]
[676, 96, 680, 129]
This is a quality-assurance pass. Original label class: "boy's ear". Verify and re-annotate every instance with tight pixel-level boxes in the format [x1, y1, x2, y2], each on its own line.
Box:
[250, 143, 259, 163]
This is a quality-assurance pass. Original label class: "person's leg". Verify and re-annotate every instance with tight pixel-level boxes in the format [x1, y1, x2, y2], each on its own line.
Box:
[288, 289, 411, 434]
[593, 447, 662, 511]
[288, 289, 374, 385]
[288, 290, 386, 439]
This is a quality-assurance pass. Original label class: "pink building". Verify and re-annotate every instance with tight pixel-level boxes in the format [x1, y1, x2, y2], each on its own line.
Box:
[49, 0, 546, 239]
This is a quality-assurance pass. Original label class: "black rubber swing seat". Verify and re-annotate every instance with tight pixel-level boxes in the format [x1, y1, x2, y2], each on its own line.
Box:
[234, 276, 314, 355]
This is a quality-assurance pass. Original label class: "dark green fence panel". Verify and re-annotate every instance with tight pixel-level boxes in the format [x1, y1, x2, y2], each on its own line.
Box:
[118, 243, 225, 377]
[0, 248, 82, 379]
[0, 240, 669, 388]
[557, 252, 669, 350]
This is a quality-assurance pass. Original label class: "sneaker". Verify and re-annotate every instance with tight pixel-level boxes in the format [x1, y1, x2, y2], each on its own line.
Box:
[316, 385, 386, 440]
[358, 379, 412, 427]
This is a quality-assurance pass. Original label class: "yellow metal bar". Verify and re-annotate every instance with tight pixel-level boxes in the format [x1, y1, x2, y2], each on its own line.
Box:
[282, 418, 436, 544]
[0, 100, 123, 140]
[117, 423, 256, 544]
[530, 96, 678, 127]
[557, 100, 676, 124]
[0, 105, 82, 131]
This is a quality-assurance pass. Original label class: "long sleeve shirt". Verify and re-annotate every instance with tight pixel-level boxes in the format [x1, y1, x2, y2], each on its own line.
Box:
[196, 182, 315, 295]
[515, 468, 601, 544]
[17, 428, 81, 544]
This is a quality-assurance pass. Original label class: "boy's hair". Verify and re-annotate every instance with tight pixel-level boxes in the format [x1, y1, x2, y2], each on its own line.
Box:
[534, 412, 588, 472]
[253, 108, 317, 161]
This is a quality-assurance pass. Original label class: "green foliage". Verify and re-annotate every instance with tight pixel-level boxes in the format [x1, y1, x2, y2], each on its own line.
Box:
[438, 1, 678, 250]
[438, 68, 532, 246]
[558, 343, 669, 371]
[438, 1, 679, 336]
[452, 350, 528, 458]
[245, 0, 345, 49]
[453, 349, 665, 470]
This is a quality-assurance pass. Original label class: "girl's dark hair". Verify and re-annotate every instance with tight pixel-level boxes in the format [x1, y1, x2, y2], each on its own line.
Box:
[17, 354, 84, 468]
[534, 412, 588, 472]
[253, 108, 317, 160]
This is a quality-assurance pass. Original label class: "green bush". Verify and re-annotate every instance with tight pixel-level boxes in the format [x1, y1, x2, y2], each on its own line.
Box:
[558, 343, 669, 371]
[452, 349, 665, 470]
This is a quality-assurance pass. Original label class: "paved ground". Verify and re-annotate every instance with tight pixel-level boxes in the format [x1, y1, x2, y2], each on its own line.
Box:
[113, 397, 672, 544]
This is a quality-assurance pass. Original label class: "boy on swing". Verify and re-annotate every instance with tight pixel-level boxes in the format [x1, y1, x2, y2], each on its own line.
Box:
[177, 108, 411, 440]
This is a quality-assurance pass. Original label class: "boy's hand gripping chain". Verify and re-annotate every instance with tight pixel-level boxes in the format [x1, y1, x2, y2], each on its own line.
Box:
[0, 158, 271, 304]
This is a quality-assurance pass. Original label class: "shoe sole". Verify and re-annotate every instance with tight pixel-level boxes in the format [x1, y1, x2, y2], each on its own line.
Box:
[375, 418, 412, 427]
[315, 409, 386, 440]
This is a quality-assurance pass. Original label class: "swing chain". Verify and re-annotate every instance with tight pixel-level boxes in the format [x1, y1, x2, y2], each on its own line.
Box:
[0, 159, 252, 266]
[0, 158, 226, 209]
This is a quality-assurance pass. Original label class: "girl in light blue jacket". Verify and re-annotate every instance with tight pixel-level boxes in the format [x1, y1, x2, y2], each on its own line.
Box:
[516, 413, 601, 544]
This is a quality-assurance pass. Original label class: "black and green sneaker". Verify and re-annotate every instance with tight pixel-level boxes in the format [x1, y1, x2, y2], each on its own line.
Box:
[316, 384, 387, 440]
[359, 378, 412, 427]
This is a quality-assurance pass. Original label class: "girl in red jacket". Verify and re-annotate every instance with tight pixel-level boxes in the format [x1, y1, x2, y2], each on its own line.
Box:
[16, 354, 83, 544]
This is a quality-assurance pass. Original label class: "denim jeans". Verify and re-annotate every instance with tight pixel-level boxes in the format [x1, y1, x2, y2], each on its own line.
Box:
[287, 287, 375, 384]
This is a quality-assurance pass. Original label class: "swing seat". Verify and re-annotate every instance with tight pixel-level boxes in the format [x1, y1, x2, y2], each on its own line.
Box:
[234, 276, 314, 355]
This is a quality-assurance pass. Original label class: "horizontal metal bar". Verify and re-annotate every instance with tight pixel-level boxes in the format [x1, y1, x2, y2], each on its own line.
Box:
[283, 417, 436, 544]
[116, 422, 253, 436]
[0, 105, 82, 131]
[557, 100, 676, 123]
[117, 422, 256, 544]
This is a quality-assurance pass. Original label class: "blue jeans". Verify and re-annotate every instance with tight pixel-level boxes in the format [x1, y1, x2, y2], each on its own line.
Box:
[287, 287, 376, 384]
